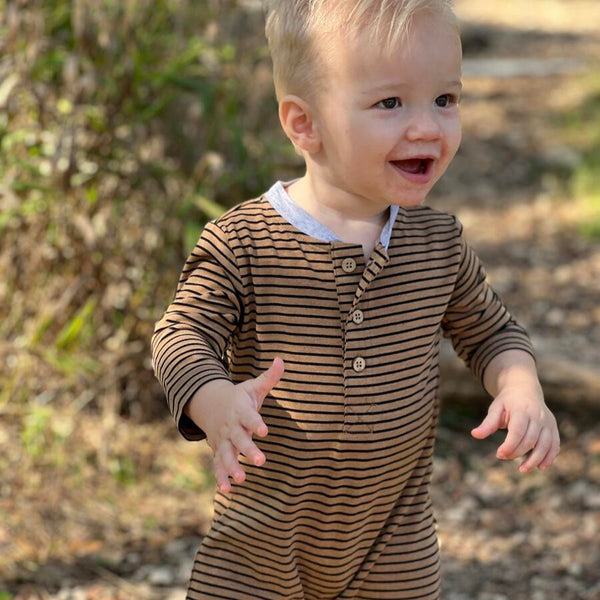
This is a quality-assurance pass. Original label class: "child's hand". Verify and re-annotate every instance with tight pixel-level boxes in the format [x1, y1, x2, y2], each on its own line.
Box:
[471, 382, 560, 473]
[187, 358, 284, 493]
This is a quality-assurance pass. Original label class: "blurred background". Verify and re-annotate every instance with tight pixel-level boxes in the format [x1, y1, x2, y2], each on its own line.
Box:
[0, 1, 599, 599]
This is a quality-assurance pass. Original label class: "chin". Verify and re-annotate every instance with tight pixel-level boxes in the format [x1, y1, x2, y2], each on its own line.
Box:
[389, 192, 429, 208]
[398, 200, 427, 208]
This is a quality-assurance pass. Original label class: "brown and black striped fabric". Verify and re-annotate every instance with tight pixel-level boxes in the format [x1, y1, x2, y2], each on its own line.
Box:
[152, 195, 534, 600]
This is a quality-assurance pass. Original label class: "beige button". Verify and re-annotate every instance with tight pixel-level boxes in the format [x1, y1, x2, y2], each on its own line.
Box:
[352, 356, 366, 372]
[352, 310, 364, 325]
[342, 258, 357, 273]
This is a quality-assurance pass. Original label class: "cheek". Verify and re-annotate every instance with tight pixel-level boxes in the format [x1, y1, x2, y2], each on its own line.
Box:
[345, 123, 385, 156]
[443, 119, 462, 157]
[353, 121, 395, 155]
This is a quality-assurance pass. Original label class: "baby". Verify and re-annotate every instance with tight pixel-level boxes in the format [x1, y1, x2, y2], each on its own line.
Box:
[152, 1, 560, 598]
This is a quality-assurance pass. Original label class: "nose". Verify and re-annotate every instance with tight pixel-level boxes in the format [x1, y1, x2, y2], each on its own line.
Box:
[405, 108, 442, 142]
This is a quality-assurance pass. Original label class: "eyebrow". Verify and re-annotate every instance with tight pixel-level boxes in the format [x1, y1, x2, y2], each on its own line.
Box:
[363, 80, 463, 94]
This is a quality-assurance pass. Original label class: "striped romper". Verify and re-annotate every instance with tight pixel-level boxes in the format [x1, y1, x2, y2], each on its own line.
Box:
[152, 181, 534, 600]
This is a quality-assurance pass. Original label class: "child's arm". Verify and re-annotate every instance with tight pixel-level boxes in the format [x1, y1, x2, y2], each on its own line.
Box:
[184, 358, 284, 493]
[152, 221, 286, 491]
[441, 218, 559, 473]
[153, 221, 246, 441]
[471, 349, 560, 473]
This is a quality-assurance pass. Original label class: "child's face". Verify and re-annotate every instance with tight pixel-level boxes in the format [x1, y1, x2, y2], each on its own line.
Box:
[309, 10, 462, 211]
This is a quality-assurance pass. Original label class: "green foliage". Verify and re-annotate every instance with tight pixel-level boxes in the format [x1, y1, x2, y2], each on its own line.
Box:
[561, 76, 600, 239]
[55, 297, 97, 351]
[20, 405, 72, 462]
[108, 455, 137, 486]
[20, 407, 54, 458]
[0, 1, 291, 415]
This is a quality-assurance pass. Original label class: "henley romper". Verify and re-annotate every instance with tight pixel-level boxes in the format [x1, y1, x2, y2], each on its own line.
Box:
[152, 181, 534, 600]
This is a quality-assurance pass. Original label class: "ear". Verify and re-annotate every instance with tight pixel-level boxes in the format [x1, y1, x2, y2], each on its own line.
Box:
[278, 94, 321, 155]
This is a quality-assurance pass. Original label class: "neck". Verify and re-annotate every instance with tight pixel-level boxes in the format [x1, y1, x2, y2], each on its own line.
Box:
[286, 175, 389, 260]
[288, 174, 389, 223]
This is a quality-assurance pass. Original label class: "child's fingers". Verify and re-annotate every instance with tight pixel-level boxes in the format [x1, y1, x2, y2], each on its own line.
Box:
[506, 420, 541, 460]
[519, 428, 553, 473]
[241, 410, 269, 438]
[471, 402, 505, 440]
[213, 458, 232, 494]
[230, 426, 266, 467]
[538, 432, 561, 470]
[496, 413, 529, 459]
[215, 440, 245, 491]
[248, 358, 285, 404]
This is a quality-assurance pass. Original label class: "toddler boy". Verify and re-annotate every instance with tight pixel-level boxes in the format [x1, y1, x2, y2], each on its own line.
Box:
[152, 1, 560, 598]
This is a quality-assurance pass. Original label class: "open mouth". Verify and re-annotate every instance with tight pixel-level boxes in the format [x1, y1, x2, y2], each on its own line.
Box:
[392, 158, 433, 175]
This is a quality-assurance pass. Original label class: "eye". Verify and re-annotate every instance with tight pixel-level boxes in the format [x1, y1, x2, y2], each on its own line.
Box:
[377, 97, 401, 110]
[435, 94, 458, 108]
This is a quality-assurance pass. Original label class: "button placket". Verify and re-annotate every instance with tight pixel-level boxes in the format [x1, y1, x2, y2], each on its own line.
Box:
[331, 244, 376, 435]
[331, 245, 364, 323]
[344, 402, 374, 434]
[348, 249, 390, 317]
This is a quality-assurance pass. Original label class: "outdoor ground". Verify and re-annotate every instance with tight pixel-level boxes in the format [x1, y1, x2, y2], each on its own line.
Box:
[2, 1, 599, 599]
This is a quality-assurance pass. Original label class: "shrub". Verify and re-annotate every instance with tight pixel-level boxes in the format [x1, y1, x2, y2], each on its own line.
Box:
[0, 0, 294, 417]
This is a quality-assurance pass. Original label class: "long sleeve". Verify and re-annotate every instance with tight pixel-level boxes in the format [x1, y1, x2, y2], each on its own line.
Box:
[442, 219, 534, 384]
[151, 221, 243, 441]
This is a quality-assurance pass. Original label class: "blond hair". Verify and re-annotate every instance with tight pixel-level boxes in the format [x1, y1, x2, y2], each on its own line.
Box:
[263, 0, 457, 100]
